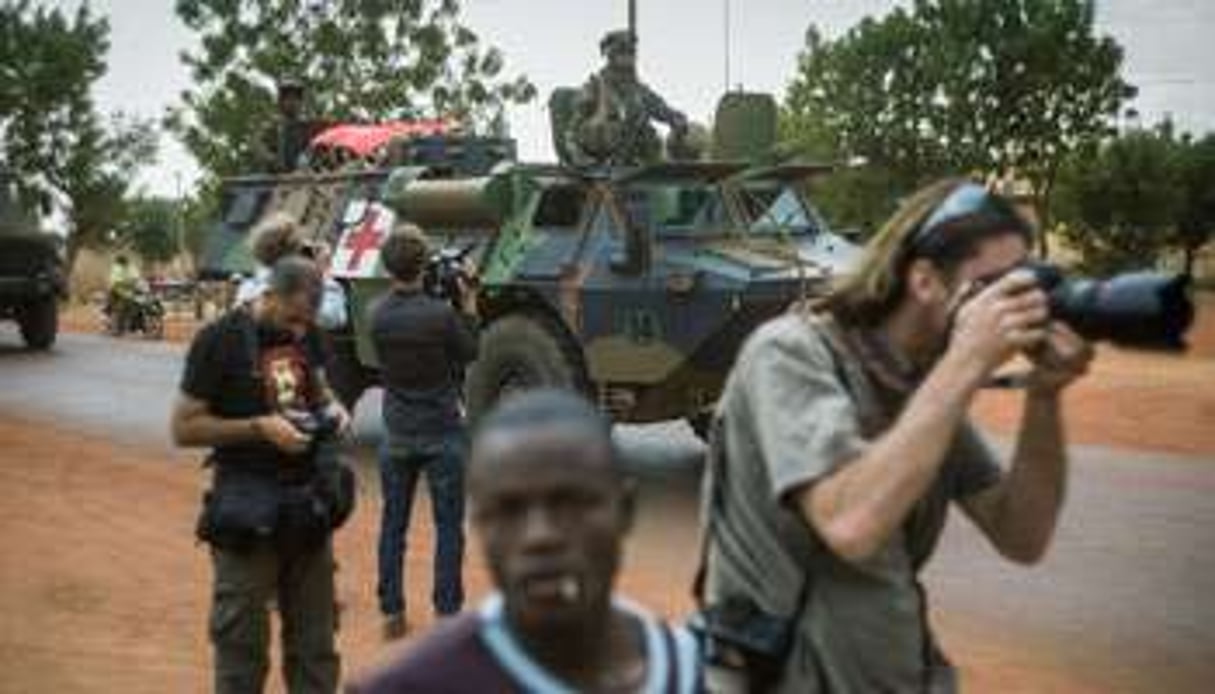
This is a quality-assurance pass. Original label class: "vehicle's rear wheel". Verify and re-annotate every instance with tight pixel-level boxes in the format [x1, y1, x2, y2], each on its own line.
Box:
[327, 333, 371, 414]
[19, 297, 57, 350]
[465, 313, 588, 424]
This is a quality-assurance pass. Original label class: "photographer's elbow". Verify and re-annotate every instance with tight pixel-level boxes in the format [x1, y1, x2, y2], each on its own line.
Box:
[818, 515, 884, 565]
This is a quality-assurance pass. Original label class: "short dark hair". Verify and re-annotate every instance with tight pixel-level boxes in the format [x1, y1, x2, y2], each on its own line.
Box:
[251, 212, 305, 267]
[380, 222, 430, 283]
[473, 389, 619, 470]
[268, 255, 322, 303]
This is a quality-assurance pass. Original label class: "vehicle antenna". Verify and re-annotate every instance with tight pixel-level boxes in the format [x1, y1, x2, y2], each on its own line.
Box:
[724, 0, 732, 92]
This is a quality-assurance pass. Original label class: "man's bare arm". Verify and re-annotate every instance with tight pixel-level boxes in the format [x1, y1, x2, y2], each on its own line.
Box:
[961, 323, 1090, 564]
[797, 350, 985, 563]
[961, 393, 1065, 564]
[796, 271, 1050, 564]
[170, 394, 263, 448]
[171, 394, 311, 453]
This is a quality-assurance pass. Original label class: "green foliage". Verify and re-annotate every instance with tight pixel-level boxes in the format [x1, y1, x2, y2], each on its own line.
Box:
[1175, 134, 1215, 273]
[180, 181, 222, 265]
[782, 0, 1133, 242]
[1054, 125, 1182, 274]
[0, 1, 157, 267]
[169, 0, 537, 180]
[119, 196, 181, 263]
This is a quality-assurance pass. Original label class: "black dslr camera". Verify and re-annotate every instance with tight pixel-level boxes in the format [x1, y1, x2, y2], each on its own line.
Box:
[423, 244, 476, 307]
[283, 408, 341, 444]
[996, 261, 1194, 351]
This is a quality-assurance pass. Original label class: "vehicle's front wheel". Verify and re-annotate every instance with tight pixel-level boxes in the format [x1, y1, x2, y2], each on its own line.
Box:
[465, 313, 588, 424]
[19, 297, 57, 350]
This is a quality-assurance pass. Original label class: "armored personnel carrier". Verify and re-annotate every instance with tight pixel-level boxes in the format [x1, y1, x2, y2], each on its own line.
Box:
[0, 172, 63, 350]
[198, 93, 858, 431]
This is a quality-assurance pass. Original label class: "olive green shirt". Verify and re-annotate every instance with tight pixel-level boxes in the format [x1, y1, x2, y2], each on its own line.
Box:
[703, 313, 1002, 693]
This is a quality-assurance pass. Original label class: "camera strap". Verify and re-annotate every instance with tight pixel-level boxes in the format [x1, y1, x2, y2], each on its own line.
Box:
[237, 307, 263, 380]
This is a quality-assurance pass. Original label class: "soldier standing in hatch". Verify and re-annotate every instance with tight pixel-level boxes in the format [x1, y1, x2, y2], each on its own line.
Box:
[567, 30, 689, 167]
[262, 80, 327, 173]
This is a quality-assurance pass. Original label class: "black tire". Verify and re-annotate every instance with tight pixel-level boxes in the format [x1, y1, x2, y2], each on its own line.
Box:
[327, 333, 371, 413]
[465, 313, 588, 424]
[19, 297, 57, 350]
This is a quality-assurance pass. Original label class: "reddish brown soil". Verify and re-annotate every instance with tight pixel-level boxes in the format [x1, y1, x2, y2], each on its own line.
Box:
[0, 416, 1110, 693]
[14, 295, 1205, 692]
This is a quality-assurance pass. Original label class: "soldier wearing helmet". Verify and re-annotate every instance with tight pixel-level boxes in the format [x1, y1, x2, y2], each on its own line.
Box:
[566, 29, 689, 167]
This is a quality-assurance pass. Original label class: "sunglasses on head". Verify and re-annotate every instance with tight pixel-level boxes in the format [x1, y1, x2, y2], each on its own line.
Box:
[904, 182, 1031, 260]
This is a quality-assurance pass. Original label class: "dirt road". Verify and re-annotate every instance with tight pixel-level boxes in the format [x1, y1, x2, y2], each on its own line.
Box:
[0, 326, 1213, 692]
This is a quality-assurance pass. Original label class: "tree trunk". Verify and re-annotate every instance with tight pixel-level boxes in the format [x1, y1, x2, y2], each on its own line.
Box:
[64, 232, 83, 290]
[1033, 168, 1059, 260]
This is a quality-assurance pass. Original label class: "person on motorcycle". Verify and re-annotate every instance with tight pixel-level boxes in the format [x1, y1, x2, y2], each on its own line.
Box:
[108, 254, 140, 332]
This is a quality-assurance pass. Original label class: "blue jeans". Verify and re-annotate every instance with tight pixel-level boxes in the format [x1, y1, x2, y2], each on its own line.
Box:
[376, 434, 466, 617]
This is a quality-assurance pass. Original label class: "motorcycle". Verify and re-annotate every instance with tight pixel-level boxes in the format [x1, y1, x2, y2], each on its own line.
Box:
[104, 280, 165, 340]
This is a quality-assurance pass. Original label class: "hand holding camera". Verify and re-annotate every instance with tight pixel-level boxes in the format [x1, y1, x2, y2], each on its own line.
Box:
[948, 269, 1052, 378]
[254, 413, 313, 455]
[1024, 322, 1094, 395]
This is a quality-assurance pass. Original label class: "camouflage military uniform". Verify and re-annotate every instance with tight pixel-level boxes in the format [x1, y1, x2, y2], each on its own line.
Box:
[566, 30, 688, 167]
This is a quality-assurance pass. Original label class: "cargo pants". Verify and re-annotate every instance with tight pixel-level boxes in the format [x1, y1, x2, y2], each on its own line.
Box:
[210, 539, 339, 694]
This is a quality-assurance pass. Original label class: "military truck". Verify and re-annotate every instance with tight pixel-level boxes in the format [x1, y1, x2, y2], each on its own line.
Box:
[0, 172, 63, 350]
[198, 94, 859, 432]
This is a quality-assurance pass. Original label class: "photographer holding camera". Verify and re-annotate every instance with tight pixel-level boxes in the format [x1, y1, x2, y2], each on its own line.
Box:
[171, 257, 352, 694]
[698, 179, 1094, 693]
[370, 221, 479, 640]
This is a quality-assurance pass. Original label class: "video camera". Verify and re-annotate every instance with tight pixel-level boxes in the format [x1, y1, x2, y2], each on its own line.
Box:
[424, 244, 477, 307]
[1003, 262, 1194, 351]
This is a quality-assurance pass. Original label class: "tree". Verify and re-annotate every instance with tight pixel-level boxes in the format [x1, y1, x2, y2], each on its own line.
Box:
[169, 0, 537, 180]
[119, 196, 181, 264]
[1054, 124, 1182, 274]
[783, 0, 1134, 248]
[1175, 134, 1215, 277]
[0, 1, 157, 271]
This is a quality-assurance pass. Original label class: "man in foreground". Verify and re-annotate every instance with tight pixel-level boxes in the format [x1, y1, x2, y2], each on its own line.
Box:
[370, 223, 478, 639]
[699, 179, 1093, 692]
[349, 389, 700, 693]
[171, 257, 351, 694]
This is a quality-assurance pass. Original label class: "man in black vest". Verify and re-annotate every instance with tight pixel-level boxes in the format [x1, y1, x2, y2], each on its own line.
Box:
[171, 257, 351, 694]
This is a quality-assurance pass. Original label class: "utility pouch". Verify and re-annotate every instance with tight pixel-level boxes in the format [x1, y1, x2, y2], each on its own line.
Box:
[311, 439, 356, 531]
[276, 482, 332, 554]
[691, 596, 797, 691]
[195, 469, 280, 552]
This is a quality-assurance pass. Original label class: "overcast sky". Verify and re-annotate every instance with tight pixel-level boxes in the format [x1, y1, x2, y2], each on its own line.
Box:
[46, 0, 1215, 196]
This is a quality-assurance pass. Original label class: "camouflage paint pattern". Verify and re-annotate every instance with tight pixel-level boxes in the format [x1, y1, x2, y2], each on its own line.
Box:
[199, 149, 858, 424]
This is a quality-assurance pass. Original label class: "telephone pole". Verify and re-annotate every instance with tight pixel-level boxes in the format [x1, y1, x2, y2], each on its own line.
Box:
[628, 0, 637, 40]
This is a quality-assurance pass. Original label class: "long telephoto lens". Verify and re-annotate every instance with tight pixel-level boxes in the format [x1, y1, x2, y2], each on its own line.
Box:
[1025, 262, 1194, 351]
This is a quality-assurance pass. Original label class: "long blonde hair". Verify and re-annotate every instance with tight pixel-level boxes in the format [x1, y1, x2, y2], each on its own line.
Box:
[818, 178, 973, 327]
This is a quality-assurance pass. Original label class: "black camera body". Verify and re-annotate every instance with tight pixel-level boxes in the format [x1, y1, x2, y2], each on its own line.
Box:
[283, 408, 340, 441]
[1020, 261, 1193, 351]
[424, 245, 475, 306]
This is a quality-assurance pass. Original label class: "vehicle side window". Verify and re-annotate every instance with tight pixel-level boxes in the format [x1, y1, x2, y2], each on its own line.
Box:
[534, 185, 587, 229]
[223, 188, 269, 229]
[624, 184, 727, 235]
